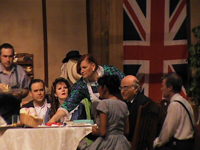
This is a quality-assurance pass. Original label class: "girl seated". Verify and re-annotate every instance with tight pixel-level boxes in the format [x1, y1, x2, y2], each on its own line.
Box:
[86, 75, 131, 150]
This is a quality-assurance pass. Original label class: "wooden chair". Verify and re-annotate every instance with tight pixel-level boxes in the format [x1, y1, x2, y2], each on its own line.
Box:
[159, 99, 170, 125]
[131, 101, 161, 150]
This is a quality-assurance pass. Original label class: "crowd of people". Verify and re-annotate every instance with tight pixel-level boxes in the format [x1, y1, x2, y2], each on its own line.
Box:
[0, 43, 195, 150]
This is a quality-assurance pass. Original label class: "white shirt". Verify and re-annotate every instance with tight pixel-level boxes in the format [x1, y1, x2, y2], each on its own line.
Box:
[154, 93, 195, 148]
[34, 99, 48, 119]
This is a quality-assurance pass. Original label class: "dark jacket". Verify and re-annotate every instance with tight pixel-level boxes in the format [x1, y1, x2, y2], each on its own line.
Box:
[127, 92, 152, 141]
[22, 97, 50, 124]
[0, 94, 21, 124]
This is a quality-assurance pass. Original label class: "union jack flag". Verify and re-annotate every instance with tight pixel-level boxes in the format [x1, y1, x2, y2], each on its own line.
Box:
[123, 0, 188, 102]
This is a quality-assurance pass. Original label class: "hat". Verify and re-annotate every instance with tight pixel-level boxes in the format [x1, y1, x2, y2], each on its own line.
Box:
[62, 50, 81, 63]
[67, 59, 81, 84]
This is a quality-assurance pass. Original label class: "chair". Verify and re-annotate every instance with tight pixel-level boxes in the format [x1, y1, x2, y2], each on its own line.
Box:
[131, 101, 161, 150]
[190, 103, 199, 124]
[194, 123, 200, 150]
[190, 104, 200, 150]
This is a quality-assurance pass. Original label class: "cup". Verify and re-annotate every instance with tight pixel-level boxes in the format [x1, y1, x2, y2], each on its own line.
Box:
[12, 115, 19, 124]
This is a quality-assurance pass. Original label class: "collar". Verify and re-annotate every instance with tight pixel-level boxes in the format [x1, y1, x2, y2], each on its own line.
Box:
[129, 92, 139, 103]
[130, 97, 135, 103]
[34, 98, 47, 108]
[170, 93, 181, 103]
[0, 63, 15, 74]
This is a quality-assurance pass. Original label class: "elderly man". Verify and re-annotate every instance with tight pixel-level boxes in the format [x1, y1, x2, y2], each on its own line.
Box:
[120, 75, 152, 142]
[154, 73, 194, 150]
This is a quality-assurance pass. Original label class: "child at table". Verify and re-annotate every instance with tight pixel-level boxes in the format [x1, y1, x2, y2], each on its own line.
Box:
[86, 75, 131, 150]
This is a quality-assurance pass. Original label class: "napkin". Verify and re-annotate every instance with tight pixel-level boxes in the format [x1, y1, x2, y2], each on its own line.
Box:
[0, 116, 7, 126]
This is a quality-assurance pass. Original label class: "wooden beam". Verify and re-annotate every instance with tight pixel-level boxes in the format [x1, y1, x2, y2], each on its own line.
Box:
[42, 0, 48, 86]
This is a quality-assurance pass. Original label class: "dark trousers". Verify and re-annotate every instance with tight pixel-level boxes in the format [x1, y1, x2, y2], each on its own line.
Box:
[155, 137, 194, 150]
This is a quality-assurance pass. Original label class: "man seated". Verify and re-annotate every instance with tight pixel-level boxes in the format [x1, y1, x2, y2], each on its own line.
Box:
[154, 73, 195, 150]
[120, 75, 152, 142]
[21, 79, 50, 124]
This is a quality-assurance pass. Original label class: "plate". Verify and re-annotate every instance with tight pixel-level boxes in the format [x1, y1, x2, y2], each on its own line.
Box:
[36, 125, 64, 128]
[66, 124, 94, 127]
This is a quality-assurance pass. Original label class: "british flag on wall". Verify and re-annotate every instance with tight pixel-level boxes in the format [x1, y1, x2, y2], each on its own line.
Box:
[123, 0, 188, 102]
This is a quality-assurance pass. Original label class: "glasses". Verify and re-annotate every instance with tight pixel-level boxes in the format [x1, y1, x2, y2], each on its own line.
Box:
[119, 85, 137, 91]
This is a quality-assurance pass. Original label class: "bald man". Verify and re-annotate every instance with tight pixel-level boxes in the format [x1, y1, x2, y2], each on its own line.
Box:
[120, 75, 152, 142]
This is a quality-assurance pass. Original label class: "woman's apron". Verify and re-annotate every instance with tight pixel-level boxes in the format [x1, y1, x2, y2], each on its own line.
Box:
[86, 66, 104, 125]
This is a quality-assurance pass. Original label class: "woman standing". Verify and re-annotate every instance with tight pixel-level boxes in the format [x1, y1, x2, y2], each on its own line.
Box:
[86, 75, 131, 150]
[48, 54, 125, 123]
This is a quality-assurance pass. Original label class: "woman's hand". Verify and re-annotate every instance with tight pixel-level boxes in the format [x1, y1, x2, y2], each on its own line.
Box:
[47, 109, 67, 124]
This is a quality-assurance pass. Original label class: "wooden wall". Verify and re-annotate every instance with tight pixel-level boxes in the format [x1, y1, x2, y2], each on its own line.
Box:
[0, 0, 87, 87]
[87, 0, 124, 71]
[0, 0, 88, 101]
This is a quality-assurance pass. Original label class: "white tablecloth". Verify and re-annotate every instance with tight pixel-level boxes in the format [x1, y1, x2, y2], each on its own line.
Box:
[0, 126, 92, 150]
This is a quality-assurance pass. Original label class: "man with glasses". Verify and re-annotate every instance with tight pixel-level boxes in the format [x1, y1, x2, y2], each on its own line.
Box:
[120, 75, 152, 142]
[0, 43, 30, 124]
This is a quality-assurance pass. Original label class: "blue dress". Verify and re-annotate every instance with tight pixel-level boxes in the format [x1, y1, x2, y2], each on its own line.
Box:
[86, 99, 131, 150]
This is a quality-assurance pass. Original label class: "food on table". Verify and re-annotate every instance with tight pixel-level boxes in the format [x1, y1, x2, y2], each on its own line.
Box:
[11, 122, 23, 127]
[20, 107, 39, 118]
[20, 108, 43, 127]
[45, 122, 62, 126]
[2, 84, 10, 92]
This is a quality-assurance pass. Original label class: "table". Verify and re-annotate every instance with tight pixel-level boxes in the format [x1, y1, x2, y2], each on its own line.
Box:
[0, 126, 92, 150]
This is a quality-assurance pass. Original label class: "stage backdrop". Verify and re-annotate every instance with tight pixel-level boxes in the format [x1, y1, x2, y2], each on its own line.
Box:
[123, 0, 188, 102]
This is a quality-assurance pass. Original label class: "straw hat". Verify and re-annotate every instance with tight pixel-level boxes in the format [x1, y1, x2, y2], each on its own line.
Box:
[67, 59, 81, 84]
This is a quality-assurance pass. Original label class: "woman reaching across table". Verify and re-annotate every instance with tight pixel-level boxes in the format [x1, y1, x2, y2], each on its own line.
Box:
[49, 77, 86, 122]
[48, 54, 125, 123]
[86, 75, 131, 150]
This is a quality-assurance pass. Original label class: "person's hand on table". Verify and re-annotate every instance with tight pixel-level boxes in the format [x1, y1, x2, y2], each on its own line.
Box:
[92, 125, 99, 136]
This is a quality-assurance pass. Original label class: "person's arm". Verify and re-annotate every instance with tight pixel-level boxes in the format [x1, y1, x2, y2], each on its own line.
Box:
[60, 80, 89, 112]
[12, 88, 29, 100]
[153, 103, 180, 148]
[48, 109, 67, 123]
[92, 112, 107, 137]
[21, 88, 29, 99]
[99, 112, 107, 137]
[124, 117, 129, 136]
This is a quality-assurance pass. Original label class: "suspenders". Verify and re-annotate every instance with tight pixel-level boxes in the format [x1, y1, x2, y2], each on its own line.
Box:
[0, 64, 19, 88]
[174, 100, 195, 131]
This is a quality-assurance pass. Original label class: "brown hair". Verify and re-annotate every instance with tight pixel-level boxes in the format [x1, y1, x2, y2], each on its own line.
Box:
[76, 54, 99, 74]
[49, 77, 71, 118]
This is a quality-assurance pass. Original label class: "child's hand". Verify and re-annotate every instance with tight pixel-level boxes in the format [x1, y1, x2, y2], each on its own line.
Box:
[92, 124, 99, 136]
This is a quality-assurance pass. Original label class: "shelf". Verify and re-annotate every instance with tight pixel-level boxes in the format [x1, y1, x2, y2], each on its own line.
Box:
[14, 53, 34, 80]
